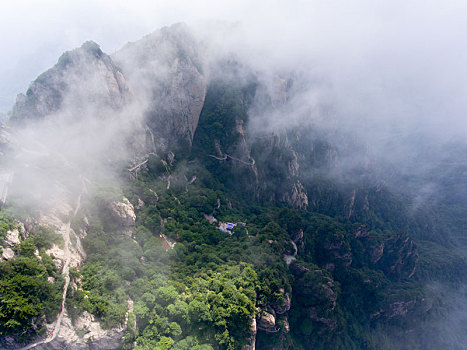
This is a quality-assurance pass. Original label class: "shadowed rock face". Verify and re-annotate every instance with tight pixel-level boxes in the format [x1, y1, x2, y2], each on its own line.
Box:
[290, 262, 339, 335]
[113, 23, 208, 155]
[257, 311, 277, 333]
[7, 24, 314, 212]
[379, 233, 418, 280]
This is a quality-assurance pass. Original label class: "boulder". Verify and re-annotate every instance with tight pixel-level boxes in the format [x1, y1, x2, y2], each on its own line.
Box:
[257, 311, 277, 333]
[2, 247, 15, 260]
[108, 197, 136, 237]
[4, 229, 20, 246]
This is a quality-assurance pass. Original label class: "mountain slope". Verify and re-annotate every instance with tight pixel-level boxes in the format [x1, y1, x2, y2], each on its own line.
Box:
[0, 23, 465, 350]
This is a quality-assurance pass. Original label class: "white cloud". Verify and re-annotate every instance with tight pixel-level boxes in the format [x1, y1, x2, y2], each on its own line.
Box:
[0, 0, 466, 141]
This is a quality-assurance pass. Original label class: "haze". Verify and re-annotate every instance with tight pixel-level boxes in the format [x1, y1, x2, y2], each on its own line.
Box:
[0, 0, 466, 141]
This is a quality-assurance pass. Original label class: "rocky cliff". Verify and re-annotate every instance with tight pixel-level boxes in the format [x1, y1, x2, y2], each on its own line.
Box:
[113, 23, 208, 155]
[11, 41, 131, 124]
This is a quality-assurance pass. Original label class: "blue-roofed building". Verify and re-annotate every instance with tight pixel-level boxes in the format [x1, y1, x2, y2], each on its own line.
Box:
[226, 223, 235, 230]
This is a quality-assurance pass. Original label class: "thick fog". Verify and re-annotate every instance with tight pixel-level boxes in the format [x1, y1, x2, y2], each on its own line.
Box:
[2, 0, 467, 141]
[5, 0, 466, 170]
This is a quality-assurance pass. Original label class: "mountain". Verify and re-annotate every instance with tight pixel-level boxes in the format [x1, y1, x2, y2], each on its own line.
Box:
[0, 23, 466, 350]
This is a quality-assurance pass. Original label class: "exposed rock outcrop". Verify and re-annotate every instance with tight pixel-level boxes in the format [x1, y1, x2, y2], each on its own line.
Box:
[370, 242, 385, 264]
[252, 132, 309, 209]
[387, 300, 417, 319]
[108, 197, 136, 237]
[355, 228, 419, 281]
[353, 225, 370, 238]
[41, 212, 83, 269]
[282, 316, 290, 334]
[284, 240, 297, 265]
[32, 311, 124, 350]
[290, 229, 304, 247]
[4, 228, 20, 246]
[114, 23, 208, 154]
[314, 230, 353, 268]
[257, 311, 277, 333]
[380, 233, 418, 280]
[242, 318, 257, 350]
[1, 247, 14, 260]
[282, 181, 309, 210]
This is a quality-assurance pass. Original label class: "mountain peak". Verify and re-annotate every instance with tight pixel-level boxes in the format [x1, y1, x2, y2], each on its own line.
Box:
[10, 40, 129, 123]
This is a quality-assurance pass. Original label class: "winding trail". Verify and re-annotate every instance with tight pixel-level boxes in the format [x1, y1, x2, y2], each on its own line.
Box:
[208, 153, 255, 166]
[128, 159, 148, 172]
[18, 194, 82, 350]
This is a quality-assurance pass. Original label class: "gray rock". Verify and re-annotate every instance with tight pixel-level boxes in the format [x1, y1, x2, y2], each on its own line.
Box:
[113, 23, 208, 154]
[242, 318, 257, 350]
[135, 198, 145, 210]
[257, 311, 277, 333]
[387, 301, 416, 318]
[2, 247, 15, 260]
[291, 229, 304, 246]
[371, 242, 385, 263]
[282, 316, 290, 334]
[282, 181, 309, 210]
[4, 228, 20, 246]
[108, 197, 136, 237]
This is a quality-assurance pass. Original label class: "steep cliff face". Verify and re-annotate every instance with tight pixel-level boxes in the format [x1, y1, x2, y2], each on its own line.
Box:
[113, 23, 208, 155]
[378, 233, 418, 280]
[251, 132, 308, 209]
[10, 24, 208, 161]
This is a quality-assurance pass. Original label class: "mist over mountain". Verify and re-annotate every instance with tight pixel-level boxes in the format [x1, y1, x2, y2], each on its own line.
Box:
[0, 20, 465, 350]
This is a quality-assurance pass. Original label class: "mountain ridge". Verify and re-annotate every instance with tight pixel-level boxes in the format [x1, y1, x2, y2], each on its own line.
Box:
[0, 23, 465, 350]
